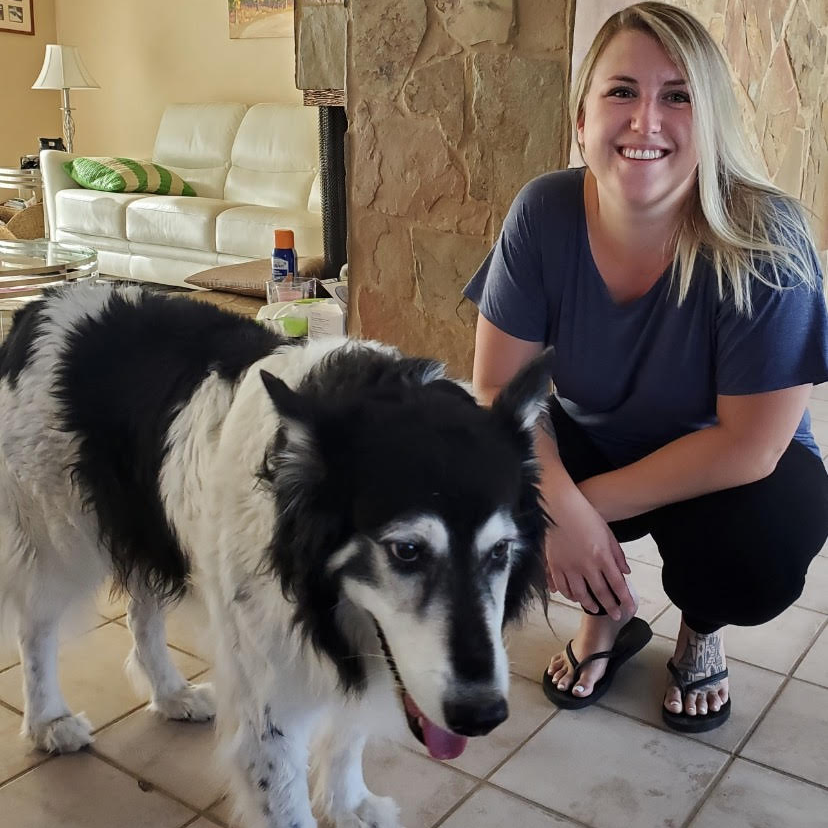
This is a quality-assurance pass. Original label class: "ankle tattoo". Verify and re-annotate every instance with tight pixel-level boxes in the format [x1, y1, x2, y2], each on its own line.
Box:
[673, 630, 725, 690]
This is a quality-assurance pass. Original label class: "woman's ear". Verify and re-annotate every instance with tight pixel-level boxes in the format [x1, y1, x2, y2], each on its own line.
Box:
[576, 111, 585, 147]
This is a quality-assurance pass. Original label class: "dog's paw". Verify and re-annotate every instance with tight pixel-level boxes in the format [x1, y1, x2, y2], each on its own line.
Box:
[27, 712, 94, 753]
[151, 682, 216, 722]
[334, 793, 401, 828]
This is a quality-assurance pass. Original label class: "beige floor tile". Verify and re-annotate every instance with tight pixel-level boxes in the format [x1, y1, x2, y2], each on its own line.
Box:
[806, 396, 828, 420]
[808, 417, 828, 446]
[0, 639, 19, 672]
[506, 601, 583, 684]
[794, 625, 828, 686]
[0, 751, 195, 828]
[740, 679, 828, 787]
[403, 674, 556, 778]
[600, 633, 786, 752]
[0, 705, 47, 782]
[797, 554, 828, 613]
[651, 604, 824, 673]
[206, 795, 233, 825]
[0, 622, 207, 729]
[160, 592, 213, 661]
[94, 582, 128, 620]
[810, 384, 828, 402]
[93, 707, 223, 810]
[688, 758, 828, 828]
[189, 819, 225, 828]
[490, 706, 726, 828]
[361, 740, 476, 827]
[440, 784, 578, 827]
[621, 534, 662, 567]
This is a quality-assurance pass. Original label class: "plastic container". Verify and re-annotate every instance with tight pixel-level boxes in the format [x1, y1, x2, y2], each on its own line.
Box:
[271, 229, 297, 283]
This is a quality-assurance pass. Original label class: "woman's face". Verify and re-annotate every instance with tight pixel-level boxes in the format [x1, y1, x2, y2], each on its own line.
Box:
[577, 29, 699, 215]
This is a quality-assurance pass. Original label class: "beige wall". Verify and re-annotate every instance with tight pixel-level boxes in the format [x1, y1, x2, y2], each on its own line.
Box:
[51, 0, 301, 159]
[0, 0, 58, 194]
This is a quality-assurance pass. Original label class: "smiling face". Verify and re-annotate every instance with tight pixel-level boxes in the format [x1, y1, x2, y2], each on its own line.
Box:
[577, 29, 699, 216]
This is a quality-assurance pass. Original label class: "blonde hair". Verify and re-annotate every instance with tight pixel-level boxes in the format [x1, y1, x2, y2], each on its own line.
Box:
[571, 1, 821, 314]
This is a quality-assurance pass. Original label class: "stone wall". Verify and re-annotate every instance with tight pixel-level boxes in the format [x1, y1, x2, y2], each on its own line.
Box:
[345, 0, 574, 376]
[344, 0, 827, 376]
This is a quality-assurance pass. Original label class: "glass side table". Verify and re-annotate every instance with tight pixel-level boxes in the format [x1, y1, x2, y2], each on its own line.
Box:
[0, 239, 98, 341]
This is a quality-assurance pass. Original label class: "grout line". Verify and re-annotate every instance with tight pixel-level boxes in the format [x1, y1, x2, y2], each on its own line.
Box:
[679, 754, 737, 828]
[87, 748, 211, 820]
[0, 753, 55, 792]
[429, 779, 485, 827]
[0, 697, 23, 716]
[484, 780, 596, 828]
[737, 754, 828, 793]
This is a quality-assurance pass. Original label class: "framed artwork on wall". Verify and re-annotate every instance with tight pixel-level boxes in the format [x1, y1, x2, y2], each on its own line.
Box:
[0, 0, 34, 35]
[228, 0, 294, 39]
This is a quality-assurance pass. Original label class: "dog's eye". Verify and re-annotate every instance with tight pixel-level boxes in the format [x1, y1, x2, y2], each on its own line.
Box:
[490, 540, 512, 562]
[386, 541, 423, 563]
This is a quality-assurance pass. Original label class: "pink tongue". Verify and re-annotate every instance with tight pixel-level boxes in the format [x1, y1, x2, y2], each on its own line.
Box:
[404, 694, 468, 760]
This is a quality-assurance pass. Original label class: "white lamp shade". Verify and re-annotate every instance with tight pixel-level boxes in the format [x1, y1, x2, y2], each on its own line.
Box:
[32, 45, 100, 90]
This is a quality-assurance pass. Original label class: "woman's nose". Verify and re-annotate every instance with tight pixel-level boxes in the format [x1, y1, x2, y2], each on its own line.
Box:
[630, 97, 661, 134]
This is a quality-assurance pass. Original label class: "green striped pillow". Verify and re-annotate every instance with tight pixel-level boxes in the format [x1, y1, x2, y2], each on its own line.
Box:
[63, 157, 197, 196]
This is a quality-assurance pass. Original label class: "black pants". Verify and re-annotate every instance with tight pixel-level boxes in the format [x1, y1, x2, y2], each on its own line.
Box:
[549, 397, 828, 633]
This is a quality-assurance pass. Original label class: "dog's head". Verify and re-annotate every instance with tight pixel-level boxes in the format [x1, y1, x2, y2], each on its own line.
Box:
[259, 343, 551, 759]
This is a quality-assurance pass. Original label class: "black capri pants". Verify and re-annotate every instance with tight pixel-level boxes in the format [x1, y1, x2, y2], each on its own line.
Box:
[549, 397, 828, 634]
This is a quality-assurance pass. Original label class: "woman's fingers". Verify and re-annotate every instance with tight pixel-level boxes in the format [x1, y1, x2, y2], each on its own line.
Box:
[567, 574, 601, 614]
[604, 564, 636, 617]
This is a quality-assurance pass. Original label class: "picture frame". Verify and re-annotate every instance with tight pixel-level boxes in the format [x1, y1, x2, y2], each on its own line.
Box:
[229, 0, 293, 40]
[0, 0, 34, 35]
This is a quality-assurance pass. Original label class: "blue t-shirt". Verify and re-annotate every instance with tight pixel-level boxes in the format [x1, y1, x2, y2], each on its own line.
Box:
[464, 168, 828, 465]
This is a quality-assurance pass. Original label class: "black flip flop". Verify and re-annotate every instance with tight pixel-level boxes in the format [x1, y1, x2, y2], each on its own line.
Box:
[661, 659, 731, 733]
[541, 617, 652, 710]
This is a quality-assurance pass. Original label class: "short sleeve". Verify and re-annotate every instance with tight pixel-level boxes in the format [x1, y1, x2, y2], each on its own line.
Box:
[463, 176, 552, 343]
[716, 253, 828, 394]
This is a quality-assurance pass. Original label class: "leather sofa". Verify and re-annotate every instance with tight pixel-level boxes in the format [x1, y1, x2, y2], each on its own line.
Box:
[40, 102, 323, 288]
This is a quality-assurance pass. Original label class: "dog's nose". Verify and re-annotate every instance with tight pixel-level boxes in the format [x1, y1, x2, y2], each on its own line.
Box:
[443, 696, 508, 737]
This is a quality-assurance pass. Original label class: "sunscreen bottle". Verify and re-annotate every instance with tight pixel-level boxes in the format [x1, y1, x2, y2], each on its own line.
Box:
[271, 229, 297, 283]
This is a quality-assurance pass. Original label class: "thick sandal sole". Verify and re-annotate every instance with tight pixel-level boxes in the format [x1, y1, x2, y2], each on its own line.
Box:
[662, 697, 731, 733]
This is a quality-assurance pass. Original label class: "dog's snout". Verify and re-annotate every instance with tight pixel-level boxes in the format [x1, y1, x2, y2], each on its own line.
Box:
[443, 696, 508, 737]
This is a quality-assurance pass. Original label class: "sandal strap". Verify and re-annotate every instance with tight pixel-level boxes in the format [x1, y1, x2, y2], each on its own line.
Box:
[667, 659, 729, 698]
[566, 640, 615, 684]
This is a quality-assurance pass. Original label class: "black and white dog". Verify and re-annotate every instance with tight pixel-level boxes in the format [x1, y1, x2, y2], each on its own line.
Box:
[0, 282, 550, 828]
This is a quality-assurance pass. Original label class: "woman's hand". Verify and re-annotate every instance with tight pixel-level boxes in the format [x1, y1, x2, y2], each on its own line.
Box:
[544, 498, 635, 621]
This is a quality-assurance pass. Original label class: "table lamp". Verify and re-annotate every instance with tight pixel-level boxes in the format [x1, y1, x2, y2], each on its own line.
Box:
[32, 45, 100, 154]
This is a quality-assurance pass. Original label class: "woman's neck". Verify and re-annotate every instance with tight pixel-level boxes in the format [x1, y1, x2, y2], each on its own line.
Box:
[584, 168, 684, 261]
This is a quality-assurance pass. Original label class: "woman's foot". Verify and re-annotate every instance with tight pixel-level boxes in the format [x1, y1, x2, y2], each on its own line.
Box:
[664, 620, 729, 717]
[547, 591, 639, 699]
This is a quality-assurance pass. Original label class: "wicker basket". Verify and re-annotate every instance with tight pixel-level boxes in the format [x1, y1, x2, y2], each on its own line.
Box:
[0, 203, 45, 240]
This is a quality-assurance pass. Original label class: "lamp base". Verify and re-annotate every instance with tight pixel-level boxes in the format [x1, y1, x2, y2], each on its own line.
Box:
[60, 88, 75, 154]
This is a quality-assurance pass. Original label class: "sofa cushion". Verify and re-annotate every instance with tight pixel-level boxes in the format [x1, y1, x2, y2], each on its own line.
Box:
[127, 196, 231, 252]
[152, 103, 248, 200]
[224, 103, 319, 210]
[56, 189, 152, 238]
[216, 205, 323, 259]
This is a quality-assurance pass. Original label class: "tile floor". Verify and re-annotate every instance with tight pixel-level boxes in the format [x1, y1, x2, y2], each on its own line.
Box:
[2, 392, 828, 828]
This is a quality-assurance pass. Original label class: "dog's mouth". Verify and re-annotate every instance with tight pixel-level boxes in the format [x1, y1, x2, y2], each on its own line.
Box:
[374, 623, 468, 761]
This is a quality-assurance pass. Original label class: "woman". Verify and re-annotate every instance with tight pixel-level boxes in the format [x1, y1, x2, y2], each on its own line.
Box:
[464, 2, 828, 733]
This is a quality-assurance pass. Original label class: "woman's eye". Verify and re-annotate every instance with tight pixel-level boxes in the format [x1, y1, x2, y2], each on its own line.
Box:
[665, 91, 691, 104]
[490, 540, 512, 562]
[607, 86, 635, 98]
[387, 542, 422, 563]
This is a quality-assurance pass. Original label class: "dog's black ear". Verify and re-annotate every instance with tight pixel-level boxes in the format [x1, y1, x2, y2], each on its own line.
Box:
[491, 347, 554, 431]
[260, 370, 310, 423]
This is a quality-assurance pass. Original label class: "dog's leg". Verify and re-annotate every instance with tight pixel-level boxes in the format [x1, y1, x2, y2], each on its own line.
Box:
[125, 589, 215, 721]
[218, 679, 319, 828]
[315, 729, 400, 828]
[19, 611, 93, 753]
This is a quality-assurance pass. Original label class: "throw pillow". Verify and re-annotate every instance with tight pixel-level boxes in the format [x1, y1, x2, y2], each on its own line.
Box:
[63, 157, 197, 196]
[185, 256, 326, 298]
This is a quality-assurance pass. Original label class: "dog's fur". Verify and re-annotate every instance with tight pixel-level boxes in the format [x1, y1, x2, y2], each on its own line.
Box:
[0, 282, 550, 827]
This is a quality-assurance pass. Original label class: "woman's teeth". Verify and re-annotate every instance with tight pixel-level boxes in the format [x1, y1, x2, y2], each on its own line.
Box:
[620, 147, 666, 160]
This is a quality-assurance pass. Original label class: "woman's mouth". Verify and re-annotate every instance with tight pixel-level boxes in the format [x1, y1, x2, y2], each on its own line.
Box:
[618, 146, 668, 160]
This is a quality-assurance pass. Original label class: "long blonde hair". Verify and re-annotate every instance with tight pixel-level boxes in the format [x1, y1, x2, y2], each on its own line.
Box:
[571, 1, 821, 314]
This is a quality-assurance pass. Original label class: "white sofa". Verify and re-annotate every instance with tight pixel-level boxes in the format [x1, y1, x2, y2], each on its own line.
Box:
[41, 102, 323, 288]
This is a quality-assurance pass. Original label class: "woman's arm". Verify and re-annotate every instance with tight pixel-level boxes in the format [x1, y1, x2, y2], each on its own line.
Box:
[473, 315, 635, 618]
[579, 384, 813, 522]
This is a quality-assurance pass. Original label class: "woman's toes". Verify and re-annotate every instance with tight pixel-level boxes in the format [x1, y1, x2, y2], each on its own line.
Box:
[708, 692, 721, 713]
[696, 695, 708, 716]
[664, 687, 682, 713]
[684, 692, 697, 716]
